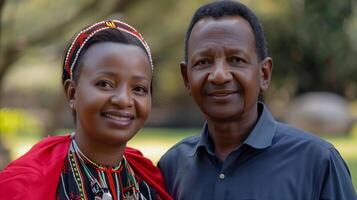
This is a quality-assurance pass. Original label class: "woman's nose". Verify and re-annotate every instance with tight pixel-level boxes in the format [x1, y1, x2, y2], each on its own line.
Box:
[109, 87, 133, 108]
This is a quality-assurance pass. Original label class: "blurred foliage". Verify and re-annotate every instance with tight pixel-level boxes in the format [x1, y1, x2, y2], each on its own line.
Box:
[0, 0, 356, 130]
[0, 108, 43, 139]
[127, 0, 357, 104]
[264, 0, 357, 99]
[0, 108, 43, 162]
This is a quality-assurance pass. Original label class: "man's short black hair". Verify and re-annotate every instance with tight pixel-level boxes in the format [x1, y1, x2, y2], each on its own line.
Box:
[184, 0, 267, 62]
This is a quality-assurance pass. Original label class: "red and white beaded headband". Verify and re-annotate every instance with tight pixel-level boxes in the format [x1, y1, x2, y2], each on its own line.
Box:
[64, 19, 153, 81]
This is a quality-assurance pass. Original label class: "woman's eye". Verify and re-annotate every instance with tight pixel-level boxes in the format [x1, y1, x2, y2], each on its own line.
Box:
[96, 80, 113, 89]
[133, 86, 148, 95]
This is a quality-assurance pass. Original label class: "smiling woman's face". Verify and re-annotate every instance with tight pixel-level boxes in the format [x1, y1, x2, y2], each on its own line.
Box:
[68, 42, 152, 146]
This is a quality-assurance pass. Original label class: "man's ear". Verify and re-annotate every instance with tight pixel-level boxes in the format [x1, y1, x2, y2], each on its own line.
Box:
[180, 61, 191, 95]
[260, 57, 273, 92]
[64, 80, 76, 110]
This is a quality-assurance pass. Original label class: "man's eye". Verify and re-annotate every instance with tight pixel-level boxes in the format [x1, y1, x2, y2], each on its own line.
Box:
[96, 80, 113, 89]
[195, 59, 211, 66]
[229, 56, 245, 64]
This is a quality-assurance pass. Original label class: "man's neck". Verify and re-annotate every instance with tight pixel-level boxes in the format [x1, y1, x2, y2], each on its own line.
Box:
[207, 107, 259, 162]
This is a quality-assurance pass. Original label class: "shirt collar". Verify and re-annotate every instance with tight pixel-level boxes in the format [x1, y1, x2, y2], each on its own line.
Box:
[188, 102, 277, 157]
[188, 122, 212, 157]
[243, 102, 277, 149]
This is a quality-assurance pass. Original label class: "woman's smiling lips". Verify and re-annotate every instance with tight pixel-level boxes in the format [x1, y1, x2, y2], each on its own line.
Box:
[101, 111, 134, 127]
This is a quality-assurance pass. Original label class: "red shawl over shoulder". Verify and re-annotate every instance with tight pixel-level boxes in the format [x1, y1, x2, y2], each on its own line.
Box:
[0, 135, 172, 200]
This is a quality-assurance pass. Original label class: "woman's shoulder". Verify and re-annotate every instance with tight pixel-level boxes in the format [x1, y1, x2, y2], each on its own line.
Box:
[125, 146, 144, 156]
[124, 146, 155, 169]
[8, 134, 71, 166]
[0, 135, 72, 198]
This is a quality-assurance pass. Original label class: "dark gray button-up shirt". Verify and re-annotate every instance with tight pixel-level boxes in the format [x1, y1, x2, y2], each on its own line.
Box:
[158, 103, 356, 200]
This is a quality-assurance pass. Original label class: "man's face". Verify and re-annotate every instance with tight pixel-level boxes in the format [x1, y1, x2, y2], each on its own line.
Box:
[181, 16, 271, 123]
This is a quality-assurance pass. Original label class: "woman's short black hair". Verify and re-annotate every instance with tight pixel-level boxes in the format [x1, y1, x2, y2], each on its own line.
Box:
[184, 0, 268, 62]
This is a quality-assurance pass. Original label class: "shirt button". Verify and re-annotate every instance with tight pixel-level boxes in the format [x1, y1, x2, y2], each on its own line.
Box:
[219, 173, 225, 179]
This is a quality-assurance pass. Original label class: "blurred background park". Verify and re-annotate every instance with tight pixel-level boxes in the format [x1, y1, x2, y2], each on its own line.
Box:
[0, 0, 356, 189]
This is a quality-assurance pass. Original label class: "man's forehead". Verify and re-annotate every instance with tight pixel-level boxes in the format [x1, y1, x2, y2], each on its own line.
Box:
[190, 16, 253, 39]
[188, 16, 255, 50]
[195, 15, 248, 27]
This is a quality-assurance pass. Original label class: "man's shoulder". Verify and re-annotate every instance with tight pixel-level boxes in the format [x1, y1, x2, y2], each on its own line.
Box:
[160, 135, 200, 162]
[165, 135, 200, 155]
[275, 122, 334, 153]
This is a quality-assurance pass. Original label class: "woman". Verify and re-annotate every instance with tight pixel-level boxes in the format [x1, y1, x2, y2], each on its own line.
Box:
[0, 19, 172, 200]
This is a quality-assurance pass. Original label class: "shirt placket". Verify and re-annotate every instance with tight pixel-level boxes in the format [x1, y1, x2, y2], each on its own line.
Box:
[213, 170, 228, 200]
[212, 147, 245, 200]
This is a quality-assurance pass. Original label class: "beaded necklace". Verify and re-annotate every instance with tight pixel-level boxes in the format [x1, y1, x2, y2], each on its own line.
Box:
[69, 139, 140, 200]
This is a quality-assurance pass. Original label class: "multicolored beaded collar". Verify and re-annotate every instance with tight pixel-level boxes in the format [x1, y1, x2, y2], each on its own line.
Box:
[64, 19, 153, 81]
[69, 138, 140, 200]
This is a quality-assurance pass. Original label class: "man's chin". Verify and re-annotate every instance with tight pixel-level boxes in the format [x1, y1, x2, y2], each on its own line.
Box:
[205, 112, 243, 123]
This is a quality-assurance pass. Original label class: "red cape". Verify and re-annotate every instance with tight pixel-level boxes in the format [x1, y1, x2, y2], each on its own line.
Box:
[0, 135, 172, 200]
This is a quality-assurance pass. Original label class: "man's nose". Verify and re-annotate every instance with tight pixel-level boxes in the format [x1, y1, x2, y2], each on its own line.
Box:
[110, 87, 133, 108]
[207, 60, 232, 84]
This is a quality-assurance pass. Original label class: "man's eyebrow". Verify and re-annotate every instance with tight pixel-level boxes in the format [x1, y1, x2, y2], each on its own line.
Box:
[191, 46, 247, 56]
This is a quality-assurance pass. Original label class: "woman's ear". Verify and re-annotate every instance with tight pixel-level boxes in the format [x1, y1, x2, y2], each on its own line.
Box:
[64, 80, 76, 110]
[259, 57, 273, 92]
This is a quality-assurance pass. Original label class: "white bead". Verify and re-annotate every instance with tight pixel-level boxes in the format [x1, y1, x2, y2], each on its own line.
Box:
[102, 192, 113, 200]
[219, 173, 225, 179]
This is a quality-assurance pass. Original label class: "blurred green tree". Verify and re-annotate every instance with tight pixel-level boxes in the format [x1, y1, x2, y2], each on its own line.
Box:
[264, 0, 357, 98]
[0, 0, 140, 165]
[0, 0, 140, 92]
[0, 0, 356, 132]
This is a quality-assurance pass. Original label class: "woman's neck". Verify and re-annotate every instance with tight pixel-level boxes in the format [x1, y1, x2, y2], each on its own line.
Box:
[73, 133, 125, 167]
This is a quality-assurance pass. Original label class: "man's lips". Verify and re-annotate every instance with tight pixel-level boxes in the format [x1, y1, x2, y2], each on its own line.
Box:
[207, 89, 238, 97]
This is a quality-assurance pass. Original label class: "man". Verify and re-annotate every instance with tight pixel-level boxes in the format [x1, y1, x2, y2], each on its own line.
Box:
[158, 1, 357, 199]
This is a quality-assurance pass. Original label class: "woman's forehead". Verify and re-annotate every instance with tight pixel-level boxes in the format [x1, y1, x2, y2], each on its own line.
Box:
[79, 42, 152, 78]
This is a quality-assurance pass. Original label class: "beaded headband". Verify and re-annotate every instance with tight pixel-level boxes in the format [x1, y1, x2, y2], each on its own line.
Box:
[64, 19, 153, 81]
